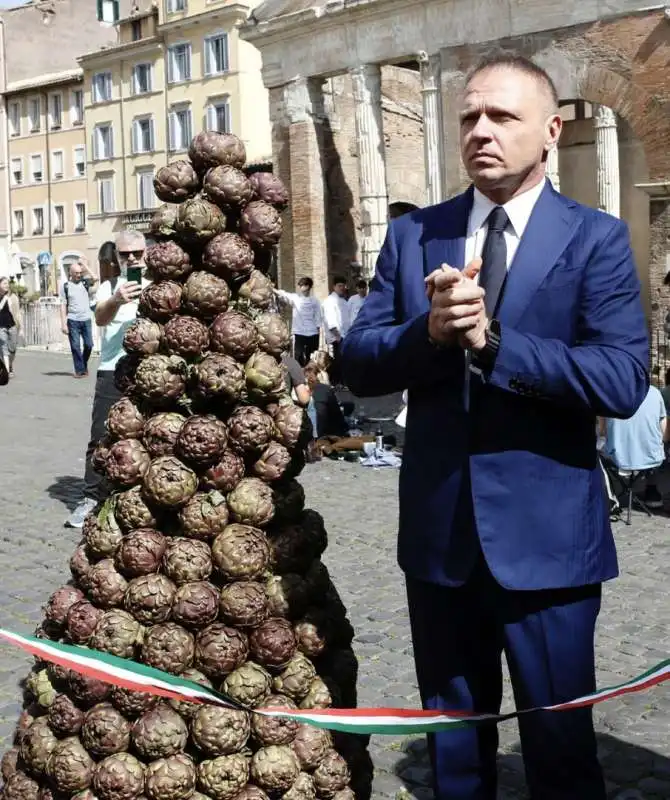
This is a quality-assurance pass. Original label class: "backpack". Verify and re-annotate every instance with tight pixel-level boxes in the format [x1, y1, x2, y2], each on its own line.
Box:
[64, 277, 116, 308]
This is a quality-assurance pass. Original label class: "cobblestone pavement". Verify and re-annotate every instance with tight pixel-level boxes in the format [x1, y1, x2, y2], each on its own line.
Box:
[0, 351, 668, 799]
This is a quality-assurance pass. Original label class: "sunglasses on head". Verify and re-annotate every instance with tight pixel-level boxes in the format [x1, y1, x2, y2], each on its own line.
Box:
[118, 250, 145, 259]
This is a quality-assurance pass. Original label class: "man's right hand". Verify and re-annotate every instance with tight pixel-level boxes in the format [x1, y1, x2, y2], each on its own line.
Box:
[61, 325, 68, 336]
[427, 259, 484, 346]
[114, 282, 142, 305]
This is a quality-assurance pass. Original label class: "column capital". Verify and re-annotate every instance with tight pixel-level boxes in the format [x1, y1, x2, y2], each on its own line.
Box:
[349, 63, 382, 104]
[593, 104, 617, 130]
[418, 51, 441, 94]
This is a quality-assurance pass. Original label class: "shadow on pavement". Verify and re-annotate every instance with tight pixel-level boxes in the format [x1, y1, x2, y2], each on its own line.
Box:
[41, 371, 75, 377]
[46, 475, 85, 511]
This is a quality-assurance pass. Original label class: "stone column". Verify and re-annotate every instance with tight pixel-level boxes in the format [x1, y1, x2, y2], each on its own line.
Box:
[594, 104, 620, 217]
[350, 63, 388, 280]
[418, 51, 445, 206]
[545, 146, 560, 192]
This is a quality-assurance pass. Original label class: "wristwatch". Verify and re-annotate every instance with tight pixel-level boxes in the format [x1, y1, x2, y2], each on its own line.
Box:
[472, 318, 501, 372]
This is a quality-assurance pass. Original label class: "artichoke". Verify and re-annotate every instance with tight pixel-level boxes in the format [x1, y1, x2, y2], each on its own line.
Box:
[84, 504, 123, 558]
[240, 202, 282, 248]
[312, 751, 349, 798]
[250, 695, 299, 747]
[178, 490, 229, 540]
[143, 412, 186, 458]
[141, 623, 195, 674]
[47, 693, 84, 736]
[245, 352, 285, 400]
[132, 704, 188, 759]
[203, 165, 253, 209]
[114, 486, 159, 532]
[124, 574, 177, 624]
[115, 528, 168, 577]
[228, 478, 275, 527]
[145, 754, 196, 800]
[226, 407, 275, 454]
[143, 456, 198, 508]
[150, 203, 179, 239]
[92, 435, 114, 474]
[154, 161, 200, 203]
[194, 623, 248, 680]
[189, 131, 246, 173]
[123, 318, 163, 356]
[25, 669, 55, 709]
[190, 705, 250, 756]
[252, 441, 292, 483]
[273, 405, 311, 450]
[201, 450, 245, 493]
[211, 524, 270, 580]
[248, 172, 289, 211]
[93, 752, 145, 800]
[3, 771, 40, 800]
[20, 716, 58, 774]
[193, 354, 245, 403]
[233, 787, 269, 800]
[255, 313, 290, 358]
[249, 618, 297, 670]
[114, 354, 141, 395]
[272, 655, 316, 703]
[47, 737, 95, 794]
[293, 614, 327, 659]
[291, 726, 332, 771]
[250, 746, 299, 795]
[44, 585, 84, 627]
[299, 677, 332, 709]
[209, 311, 258, 362]
[219, 581, 268, 628]
[197, 755, 249, 800]
[107, 398, 146, 440]
[171, 581, 219, 629]
[138, 281, 183, 323]
[282, 773, 316, 800]
[1, 745, 20, 781]
[222, 662, 272, 708]
[265, 574, 309, 620]
[176, 415, 228, 468]
[145, 240, 192, 281]
[163, 315, 210, 359]
[163, 537, 213, 584]
[106, 439, 151, 488]
[167, 667, 213, 719]
[66, 601, 105, 645]
[68, 672, 111, 708]
[110, 687, 158, 719]
[236, 271, 275, 312]
[330, 789, 355, 800]
[134, 354, 188, 404]
[176, 198, 226, 244]
[87, 559, 129, 609]
[81, 703, 131, 757]
[203, 234, 254, 283]
[181, 271, 231, 320]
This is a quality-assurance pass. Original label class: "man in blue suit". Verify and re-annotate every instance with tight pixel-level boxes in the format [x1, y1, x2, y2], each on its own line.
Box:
[341, 52, 649, 799]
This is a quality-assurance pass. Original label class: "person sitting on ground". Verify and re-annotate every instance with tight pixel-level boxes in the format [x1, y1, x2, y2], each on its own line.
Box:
[309, 349, 332, 385]
[303, 361, 349, 439]
[281, 352, 311, 407]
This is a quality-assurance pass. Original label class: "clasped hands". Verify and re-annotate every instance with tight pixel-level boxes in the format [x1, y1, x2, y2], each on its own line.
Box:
[426, 258, 488, 351]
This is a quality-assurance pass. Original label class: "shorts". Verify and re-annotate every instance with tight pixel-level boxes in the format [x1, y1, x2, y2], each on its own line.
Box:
[0, 326, 18, 359]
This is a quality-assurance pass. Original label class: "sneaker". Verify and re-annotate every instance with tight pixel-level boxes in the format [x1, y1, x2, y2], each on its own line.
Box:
[643, 485, 663, 509]
[65, 497, 97, 528]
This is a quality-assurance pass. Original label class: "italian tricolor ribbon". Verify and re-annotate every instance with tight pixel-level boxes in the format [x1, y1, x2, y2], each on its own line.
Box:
[1, 628, 668, 735]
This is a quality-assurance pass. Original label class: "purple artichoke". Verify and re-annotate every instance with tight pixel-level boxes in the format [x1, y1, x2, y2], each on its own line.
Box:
[138, 281, 183, 322]
[209, 310, 258, 362]
[255, 313, 290, 358]
[203, 233, 254, 283]
[171, 581, 220, 629]
[178, 490, 229, 540]
[240, 201, 282, 248]
[181, 271, 231, 320]
[203, 165, 253, 209]
[211, 524, 270, 580]
[163, 315, 210, 358]
[189, 131, 246, 173]
[107, 397, 145, 440]
[248, 172, 289, 210]
[150, 203, 179, 239]
[123, 318, 163, 355]
[193, 353, 245, 403]
[201, 450, 245, 493]
[134, 355, 187, 404]
[143, 412, 186, 457]
[115, 528, 167, 577]
[105, 439, 150, 488]
[145, 240, 192, 282]
[154, 160, 200, 202]
[227, 406, 275, 454]
[176, 415, 228, 468]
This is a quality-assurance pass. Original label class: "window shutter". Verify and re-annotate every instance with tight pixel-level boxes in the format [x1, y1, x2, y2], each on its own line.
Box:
[149, 118, 156, 151]
[204, 40, 211, 76]
[131, 121, 138, 154]
[206, 104, 215, 131]
[186, 109, 193, 145]
[222, 35, 229, 72]
[168, 51, 174, 83]
[185, 46, 191, 80]
[169, 112, 176, 151]
[109, 127, 114, 158]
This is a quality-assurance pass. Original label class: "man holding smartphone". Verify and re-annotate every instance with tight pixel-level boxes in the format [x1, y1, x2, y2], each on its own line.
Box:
[66, 230, 149, 528]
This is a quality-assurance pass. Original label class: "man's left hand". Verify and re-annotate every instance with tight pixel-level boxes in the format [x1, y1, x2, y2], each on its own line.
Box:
[426, 258, 489, 351]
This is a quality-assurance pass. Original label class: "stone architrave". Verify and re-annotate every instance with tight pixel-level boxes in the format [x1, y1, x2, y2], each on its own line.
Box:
[545, 146, 560, 192]
[594, 104, 620, 218]
[350, 63, 388, 279]
[418, 51, 445, 206]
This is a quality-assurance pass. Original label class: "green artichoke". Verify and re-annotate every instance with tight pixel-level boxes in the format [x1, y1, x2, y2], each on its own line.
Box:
[222, 662, 272, 709]
[81, 702, 131, 757]
[211, 524, 270, 580]
[92, 752, 145, 800]
[176, 197, 226, 243]
[47, 737, 95, 794]
[20, 716, 58, 774]
[123, 318, 163, 356]
[236, 270, 275, 312]
[245, 352, 285, 400]
[255, 312, 290, 358]
[178, 490, 229, 540]
[114, 485, 159, 532]
[131, 704, 188, 759]
[143, 456, 198, 508]
[145, 754, 196, 800]
[196, 754, 249, 800]
[190, 705, 250, 756]
[193, 354, 245, 403]
[124, 574, 177, 624]
[250, 746, 299, 794]
[134, 355, 188, 405]
[90, 609, 144, 657]
[163, 537, 213, 584]
[149, 203, 179, 239]
[227, 477, 275, 527]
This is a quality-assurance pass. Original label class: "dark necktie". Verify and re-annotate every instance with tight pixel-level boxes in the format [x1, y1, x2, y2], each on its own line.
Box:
[479, 206, 509, 317]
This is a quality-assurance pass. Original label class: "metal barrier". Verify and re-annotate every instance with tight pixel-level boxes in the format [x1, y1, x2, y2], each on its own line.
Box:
[19, 299, 101, 353]
[652, 328, 669, 382]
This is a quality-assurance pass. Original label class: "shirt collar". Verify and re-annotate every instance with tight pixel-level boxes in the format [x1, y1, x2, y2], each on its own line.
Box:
[468, 177, 547, 238]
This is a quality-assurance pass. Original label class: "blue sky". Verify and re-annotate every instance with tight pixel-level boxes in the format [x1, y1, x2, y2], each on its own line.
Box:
[0, 0, 28, 7]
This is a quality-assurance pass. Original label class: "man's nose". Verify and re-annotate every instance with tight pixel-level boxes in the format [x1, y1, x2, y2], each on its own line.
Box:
[470, 115, 493, 140]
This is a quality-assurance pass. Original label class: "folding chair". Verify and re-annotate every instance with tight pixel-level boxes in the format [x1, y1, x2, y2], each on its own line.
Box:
[600, 458, 661, 525]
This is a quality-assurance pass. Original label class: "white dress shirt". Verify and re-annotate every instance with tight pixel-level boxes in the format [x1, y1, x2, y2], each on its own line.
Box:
[347, 293, 366, 324]
[275, 290, 322, 337]
[322, 292, 351, 344]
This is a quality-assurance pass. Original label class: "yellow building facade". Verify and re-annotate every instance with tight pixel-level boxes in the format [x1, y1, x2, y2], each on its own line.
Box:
[79, 0, 271, 258]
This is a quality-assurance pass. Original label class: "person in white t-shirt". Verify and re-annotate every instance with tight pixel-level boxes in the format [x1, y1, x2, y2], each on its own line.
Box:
[321, 275, 350, 386]
[66, 230, 150, 528]
[275, 276, 322, 366]
[347, 279, 369, 325]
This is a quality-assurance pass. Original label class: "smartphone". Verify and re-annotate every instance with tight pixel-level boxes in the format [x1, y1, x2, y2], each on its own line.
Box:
[127, 266, 142, 285]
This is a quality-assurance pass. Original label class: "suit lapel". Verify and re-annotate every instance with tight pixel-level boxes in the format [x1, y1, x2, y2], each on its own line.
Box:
[422, 186, 472, 278]
[498, 184, 581, 328]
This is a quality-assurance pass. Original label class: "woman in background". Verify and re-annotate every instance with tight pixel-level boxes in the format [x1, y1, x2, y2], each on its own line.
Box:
[303, 361, 349, 438]
[0, 277, 21, 377]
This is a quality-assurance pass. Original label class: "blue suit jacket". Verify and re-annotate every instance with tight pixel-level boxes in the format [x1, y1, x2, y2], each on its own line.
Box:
[341, 183, 649, 590]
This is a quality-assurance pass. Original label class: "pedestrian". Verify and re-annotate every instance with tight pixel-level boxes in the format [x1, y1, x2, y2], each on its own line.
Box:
[347, 279, 369, 325]
[0, 277, 20, 378]
[59, 259, 98, 378]
[275, 276, 322, 366]
[342, 51, 649, 800]
[321, 275, 350, 387]
[66, 230, 149, 528]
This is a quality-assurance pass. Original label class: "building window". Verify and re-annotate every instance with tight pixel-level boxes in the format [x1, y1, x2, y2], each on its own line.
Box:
[74, 202, 86, 232]
[32, 207, 44, 236]
[168, 43, 191, 83]
[131, 19, 142, 40]
[30, 154, 43, 183]
[71, 90, 84, 125]
[49, 93, 63, 129]
[13, 210, 24, 237]
[28, 97, 41, 132]
[206, 98, 231, 133]
[137, 169, 155, 210]
[132, 117, 155, 154]
[169, 106, 192, 151]
[132, 63, 152, 95]
[98, 176, 115, 213]
[93, 124, 114, 160]
[10, 157, 23, 186]
[53, 205, 65, 234]
[74, 146, 86, 177]
[167, 0, 186, 12]
[51, 151, 64, 180]
[8, 102, 21, 137]
[92, 72, 113, 103]
[204, 33, 229, 76]
[97, 0, 119, 22]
